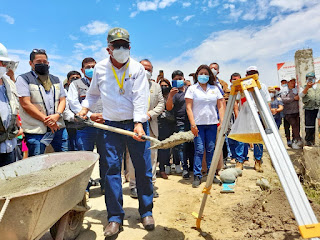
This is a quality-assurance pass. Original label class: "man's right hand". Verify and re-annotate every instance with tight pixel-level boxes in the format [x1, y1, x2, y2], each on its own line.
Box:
[306, 81, 314, 88]
[77, 107, 89, 119]
[168, 87, 179, 97]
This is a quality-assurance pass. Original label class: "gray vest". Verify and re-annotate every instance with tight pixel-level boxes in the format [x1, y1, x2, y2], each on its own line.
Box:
[19, 71, 65, 134]
[72, 78, 103, 113]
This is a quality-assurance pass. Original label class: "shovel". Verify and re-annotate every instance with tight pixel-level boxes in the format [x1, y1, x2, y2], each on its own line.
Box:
[75, 116, 195, 149]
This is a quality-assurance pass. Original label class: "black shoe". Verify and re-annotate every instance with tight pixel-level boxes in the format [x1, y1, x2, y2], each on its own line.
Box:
[182, 170, 190, 180]
[305, 141, 313, 146]
[213, 175, 221, 184]
[153, 189, 159, 198]
[101, 186, 105, 195]
[192, 176, 201, 188]
[130, 188, 138, 199]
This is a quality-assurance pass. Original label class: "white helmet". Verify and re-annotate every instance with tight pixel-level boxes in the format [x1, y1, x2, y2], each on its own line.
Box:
[0, 43, 12, 62]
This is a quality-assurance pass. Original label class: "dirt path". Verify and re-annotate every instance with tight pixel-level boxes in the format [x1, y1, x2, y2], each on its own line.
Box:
[41, 130, 320, 240]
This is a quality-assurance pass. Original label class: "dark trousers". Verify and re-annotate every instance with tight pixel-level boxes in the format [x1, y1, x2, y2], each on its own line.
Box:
[0, 151, 16, 167]
[305, 109, 319, 143]
[283, 117, 291, 141]
[285, 113, 301, 141]
[101, 120, 153, 224]
[157, 121, 174, 172]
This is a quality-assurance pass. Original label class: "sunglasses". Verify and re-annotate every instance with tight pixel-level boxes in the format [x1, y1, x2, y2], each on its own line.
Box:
[32, 48, 46, 53]
[69, 76, 80, 81]
[247, 70, 258, 75]
[111, 42, 130, 49]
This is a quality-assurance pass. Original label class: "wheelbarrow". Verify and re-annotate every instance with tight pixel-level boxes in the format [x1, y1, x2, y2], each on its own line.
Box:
[0, 151, 99, 240]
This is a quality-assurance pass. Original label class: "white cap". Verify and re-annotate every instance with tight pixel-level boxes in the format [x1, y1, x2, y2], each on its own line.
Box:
[0, 43, 11, 62]
[246, 66, 258, 73]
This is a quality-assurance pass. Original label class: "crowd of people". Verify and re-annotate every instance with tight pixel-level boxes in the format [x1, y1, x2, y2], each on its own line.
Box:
[1, 27, 320, 237]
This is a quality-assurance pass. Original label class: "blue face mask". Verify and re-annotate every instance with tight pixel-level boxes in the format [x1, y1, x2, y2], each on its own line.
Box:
[85, 68, 94, 78]
[172, 80, 184, 88]
[198, 75, 209, 84]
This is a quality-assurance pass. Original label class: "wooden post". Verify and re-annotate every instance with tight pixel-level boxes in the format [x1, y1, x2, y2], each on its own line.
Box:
[294, 49, 315, 143]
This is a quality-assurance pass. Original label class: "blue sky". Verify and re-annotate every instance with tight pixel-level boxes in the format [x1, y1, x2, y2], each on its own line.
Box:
[1, 0, 320, 86]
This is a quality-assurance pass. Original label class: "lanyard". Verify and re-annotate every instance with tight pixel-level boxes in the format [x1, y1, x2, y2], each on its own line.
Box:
[111, 61, 130, 92]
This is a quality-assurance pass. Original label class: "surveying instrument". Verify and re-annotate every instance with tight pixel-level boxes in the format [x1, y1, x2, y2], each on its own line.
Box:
[194, 74, 320, 239]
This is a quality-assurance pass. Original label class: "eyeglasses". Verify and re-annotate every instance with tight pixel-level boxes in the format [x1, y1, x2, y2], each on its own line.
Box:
[111, 42, 130, 49]
[32, 49, 46, 53]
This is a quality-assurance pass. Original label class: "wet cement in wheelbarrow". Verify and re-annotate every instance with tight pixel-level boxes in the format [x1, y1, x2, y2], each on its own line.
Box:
[150, 130, 194, 149]
[0, 160, 89, 198]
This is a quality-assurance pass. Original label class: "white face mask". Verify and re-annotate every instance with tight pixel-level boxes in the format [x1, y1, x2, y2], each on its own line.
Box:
[146, 70, 152, 80]
[0, 67, 6, 78]
[112, 47, 130, 64]
[270, 93, 275, 98]
[211, 68, 218, 76]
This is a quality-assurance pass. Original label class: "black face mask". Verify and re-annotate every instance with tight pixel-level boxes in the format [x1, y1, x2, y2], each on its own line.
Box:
[161, 86, 171, 95]
[34, 63, 49, 75]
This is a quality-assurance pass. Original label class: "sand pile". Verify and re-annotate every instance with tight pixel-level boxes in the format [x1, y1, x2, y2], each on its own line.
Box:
[232, 188, 320, 239]
[0, 160, 90, 198]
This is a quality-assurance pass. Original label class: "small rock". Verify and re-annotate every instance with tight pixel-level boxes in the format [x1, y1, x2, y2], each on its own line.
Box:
[256, 178, 270, 190]
[220, 170, 236, 183]
[200, 231, 208, 237]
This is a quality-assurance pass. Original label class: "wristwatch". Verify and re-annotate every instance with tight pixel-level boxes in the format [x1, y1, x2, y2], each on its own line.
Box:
[57, 111, 63, 118]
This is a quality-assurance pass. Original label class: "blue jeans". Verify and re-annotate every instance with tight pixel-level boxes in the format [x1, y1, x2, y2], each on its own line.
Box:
[25, 128, 68, 157]
[193, 124, 217, 178]
[101, 120, 153, 224]
[173, 125, 188, 171]
[0, 151, 16, 167]
[253, 143, 263, 161]
[77, 126, 106, 190]
[274, 118, 281, 129]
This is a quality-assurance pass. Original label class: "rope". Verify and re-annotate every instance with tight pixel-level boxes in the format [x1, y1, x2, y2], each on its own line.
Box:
[0, 198, 10, 222]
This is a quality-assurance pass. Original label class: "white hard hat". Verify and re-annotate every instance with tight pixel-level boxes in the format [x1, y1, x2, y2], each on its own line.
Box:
[246, 66, 258, 73]
[0, 43, 12, 62]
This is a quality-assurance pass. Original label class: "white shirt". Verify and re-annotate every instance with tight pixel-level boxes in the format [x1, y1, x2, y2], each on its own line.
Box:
[67, 78, 93, 118]
[185, 82, 223, 125]
[82, 57, 149, 122]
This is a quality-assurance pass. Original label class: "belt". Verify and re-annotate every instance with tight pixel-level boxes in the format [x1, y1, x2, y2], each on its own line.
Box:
[108, 119, 133, 124]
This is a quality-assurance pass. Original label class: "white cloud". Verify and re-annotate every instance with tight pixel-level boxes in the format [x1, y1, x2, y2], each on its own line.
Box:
[131, 0, 177, 17]
[69, 35, 78, 41]
[0, 14, 14, 24]
[182, 2, 191, 8]
[270, 0, 318, 12]
[183, 15, 195, 22]
[149, 3, 320, 86]
[74, 40, 103, 52]
[80, 21, 110, 35]
[137, 1, 159, 11]
[208, 0, 219, 8]
[159, 0, 177, 9]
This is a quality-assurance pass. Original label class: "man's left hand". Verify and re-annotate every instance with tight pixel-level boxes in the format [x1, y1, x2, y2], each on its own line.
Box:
[133, 123, 146, 142]
[44, 114, 60, 126]
[6, 69, 15, 82]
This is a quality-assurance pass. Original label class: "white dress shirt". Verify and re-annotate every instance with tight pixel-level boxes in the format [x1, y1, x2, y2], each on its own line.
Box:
[82, 57, 149, 122]
[67, 78, 93, 118]
[185, 82, 223, 125]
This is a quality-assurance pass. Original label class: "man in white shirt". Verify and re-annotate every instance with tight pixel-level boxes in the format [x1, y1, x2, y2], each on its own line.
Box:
[79, 27, 154, 237]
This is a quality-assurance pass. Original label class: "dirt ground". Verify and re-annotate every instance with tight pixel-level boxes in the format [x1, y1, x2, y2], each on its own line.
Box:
[41, 128, 320, 240]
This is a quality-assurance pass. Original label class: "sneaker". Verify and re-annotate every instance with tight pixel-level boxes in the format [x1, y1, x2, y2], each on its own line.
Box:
[305, 141, 313, 146]
[182, 170, 190, 179]
[287, 140, 292, 148]
[170, 164, 176, 173]
[254, 160, 263, 173]
[235, 161, 243, 170]
[175, 164, 183, 174]
[130, 188, 138, 199]
[230, 158, 236, 164]
[192, 176, 201, 188]
[292, 140, 301, 150]
[165, 165, 171, 175]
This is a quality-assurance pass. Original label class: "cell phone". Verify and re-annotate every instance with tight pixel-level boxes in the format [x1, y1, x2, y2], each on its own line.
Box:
[6, 61, 19, 72]
[159, 70, 164, 78]
[172, 80, 177, 88]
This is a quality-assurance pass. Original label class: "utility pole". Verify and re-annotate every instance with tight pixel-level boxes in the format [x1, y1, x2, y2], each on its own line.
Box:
[294, 49, 314, 143]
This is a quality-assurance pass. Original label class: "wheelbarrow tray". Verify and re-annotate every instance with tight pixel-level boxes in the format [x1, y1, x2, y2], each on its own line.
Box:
[0, 151, 99, 240]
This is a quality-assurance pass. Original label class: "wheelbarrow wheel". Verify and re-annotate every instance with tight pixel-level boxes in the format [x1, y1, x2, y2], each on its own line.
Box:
[50, 196, 87, 240]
